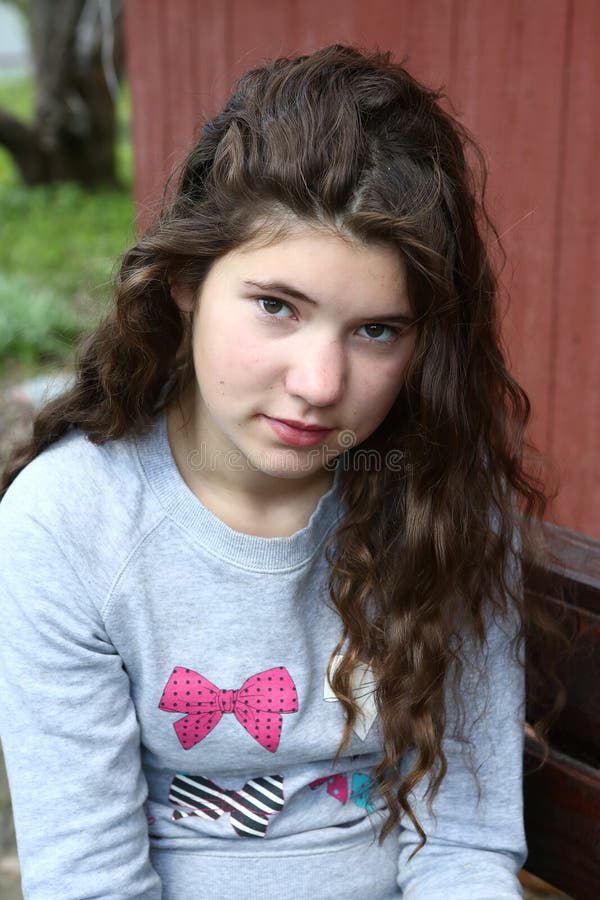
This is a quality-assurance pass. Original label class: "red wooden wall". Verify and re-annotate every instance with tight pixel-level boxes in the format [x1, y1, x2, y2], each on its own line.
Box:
[124, 0, 600, 539]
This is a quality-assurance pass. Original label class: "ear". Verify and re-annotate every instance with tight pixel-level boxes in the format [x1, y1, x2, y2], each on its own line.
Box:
[169, 279, 196, 314]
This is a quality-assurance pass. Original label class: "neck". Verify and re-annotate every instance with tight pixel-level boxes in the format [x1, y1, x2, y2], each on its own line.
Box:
[165, 395, 335, 538]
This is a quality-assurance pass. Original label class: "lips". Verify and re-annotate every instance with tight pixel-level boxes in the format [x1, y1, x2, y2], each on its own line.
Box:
[274, 417, 332, 431]
[262, 415, 333, 448]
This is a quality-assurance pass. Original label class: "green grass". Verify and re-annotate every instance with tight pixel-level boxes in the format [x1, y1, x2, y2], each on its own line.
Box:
[0, 75, 135, 376]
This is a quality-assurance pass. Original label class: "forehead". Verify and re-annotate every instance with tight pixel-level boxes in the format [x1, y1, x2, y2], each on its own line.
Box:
[221, 224, 410, 311]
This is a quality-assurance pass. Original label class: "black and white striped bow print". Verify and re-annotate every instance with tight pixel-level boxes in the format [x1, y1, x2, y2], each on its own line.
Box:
[169, 773, 284, 838]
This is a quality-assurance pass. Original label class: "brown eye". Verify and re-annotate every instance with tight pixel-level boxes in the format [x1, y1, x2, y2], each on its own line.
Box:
[258, 297, 293, 318]
[359, 323, 397, 342]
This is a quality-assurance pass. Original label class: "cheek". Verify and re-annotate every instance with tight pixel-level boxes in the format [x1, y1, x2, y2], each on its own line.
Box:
[195, 318, 264, 384]
[351, 353, 412, 429]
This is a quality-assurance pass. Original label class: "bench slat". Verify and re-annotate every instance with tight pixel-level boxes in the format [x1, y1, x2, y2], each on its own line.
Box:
[523, 523, 600, 898]
[524, 589, 600, 765]
[524, 738, 600, 900]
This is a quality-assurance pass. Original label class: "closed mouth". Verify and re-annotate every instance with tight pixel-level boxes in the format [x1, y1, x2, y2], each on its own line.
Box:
[267, 417, 332, 432]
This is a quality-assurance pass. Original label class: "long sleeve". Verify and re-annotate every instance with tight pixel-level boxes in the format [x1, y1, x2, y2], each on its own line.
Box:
[0, 492, 162, 898]
[396, 598, 527, 899]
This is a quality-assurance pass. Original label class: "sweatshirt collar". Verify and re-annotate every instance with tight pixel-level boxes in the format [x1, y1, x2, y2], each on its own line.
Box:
[135, 408, 343, 572]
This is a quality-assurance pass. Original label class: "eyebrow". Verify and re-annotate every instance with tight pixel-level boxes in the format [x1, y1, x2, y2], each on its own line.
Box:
[241, 279, 417, 325]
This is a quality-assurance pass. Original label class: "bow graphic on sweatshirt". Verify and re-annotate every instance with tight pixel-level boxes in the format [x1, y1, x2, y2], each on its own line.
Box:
[309, 772, 375, 812]
[169, 772, 284, 838]
[158, 666, 298, 752]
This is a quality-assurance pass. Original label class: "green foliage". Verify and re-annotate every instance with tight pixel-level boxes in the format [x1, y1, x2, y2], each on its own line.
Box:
[0, 76, 134, 375]
[0, 271, 92, 365]
[0, 70, 33, 122]
[2, 0, 29, 23]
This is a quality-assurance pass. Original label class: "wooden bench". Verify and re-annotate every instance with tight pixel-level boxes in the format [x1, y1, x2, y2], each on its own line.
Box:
[522, 523, 600, 899]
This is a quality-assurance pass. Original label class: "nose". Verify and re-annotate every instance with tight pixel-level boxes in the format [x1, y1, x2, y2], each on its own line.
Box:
[284, 336, 346, 408]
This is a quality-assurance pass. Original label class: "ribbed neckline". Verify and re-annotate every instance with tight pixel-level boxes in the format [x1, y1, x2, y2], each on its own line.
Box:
[134, 408, 344, 572]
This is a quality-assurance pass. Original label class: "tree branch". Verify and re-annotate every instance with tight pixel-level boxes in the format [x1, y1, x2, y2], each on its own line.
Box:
[0, 108, 43, 183]
[0, 108, 36, 154]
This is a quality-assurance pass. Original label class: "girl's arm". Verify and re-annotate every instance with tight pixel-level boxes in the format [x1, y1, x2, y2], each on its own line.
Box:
[0, 484, 162, 899]
[396, 598, 527, 899]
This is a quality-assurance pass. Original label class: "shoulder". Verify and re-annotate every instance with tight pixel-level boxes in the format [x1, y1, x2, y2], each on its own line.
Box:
[0, 425, 165, 598]
[1, 425, 146, 521]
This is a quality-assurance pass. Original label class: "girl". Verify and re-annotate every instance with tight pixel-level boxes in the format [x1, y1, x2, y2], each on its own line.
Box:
[0, 45, 564, 899]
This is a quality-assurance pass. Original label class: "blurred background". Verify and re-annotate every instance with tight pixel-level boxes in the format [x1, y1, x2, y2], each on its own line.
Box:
[0, 2, 134, 897]
[1, 1, 597, 898]
[0, 0, 133, 476]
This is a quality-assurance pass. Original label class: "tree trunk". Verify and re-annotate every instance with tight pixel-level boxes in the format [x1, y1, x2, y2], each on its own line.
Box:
[0, 0, 123, 187]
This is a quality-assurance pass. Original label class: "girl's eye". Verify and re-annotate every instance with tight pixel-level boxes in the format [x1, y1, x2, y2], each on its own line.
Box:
[257, 297, 294, 318]
[357, 323, 398, 343]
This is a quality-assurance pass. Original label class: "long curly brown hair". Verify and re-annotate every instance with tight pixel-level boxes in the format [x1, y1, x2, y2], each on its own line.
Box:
[1, 44, 567, 853]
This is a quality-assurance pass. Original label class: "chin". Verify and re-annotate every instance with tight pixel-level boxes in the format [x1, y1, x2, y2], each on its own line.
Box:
[246, 448, 332, 480]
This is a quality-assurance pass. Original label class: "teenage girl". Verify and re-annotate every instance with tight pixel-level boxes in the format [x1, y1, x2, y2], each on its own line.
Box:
[0, 45, 564, 899]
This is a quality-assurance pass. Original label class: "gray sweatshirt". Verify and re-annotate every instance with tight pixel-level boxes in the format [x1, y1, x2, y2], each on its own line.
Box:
[0, 409, 526, 899]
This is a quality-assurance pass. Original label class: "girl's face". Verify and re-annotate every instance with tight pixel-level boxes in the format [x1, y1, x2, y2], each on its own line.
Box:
[174, 225, 416, 486]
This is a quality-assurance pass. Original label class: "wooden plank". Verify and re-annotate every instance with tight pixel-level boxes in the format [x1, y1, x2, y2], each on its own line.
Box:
[524, 524, 600, 763]
[525, 590, 600, 763]
[550, 0, 600, 538]
[124, 0, 169, 226]
[125, 0, 231, 229]
[526, 522, 600, 614]
[288, 0, 357, 55]
[524, 738, 600, 900]
[228, 0, 293, 79]
[189, 0, 229, 123]
[352, 0, 454, 89]
[540, 522, 600, 601]
[448, 0, 570, 465]
[163, 0, 199, 166]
